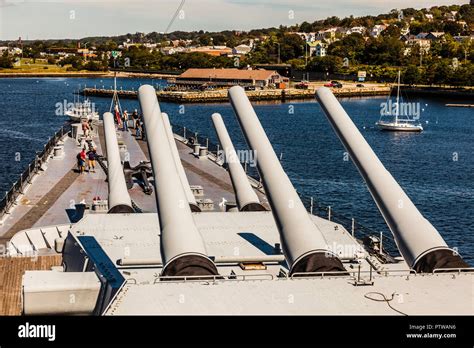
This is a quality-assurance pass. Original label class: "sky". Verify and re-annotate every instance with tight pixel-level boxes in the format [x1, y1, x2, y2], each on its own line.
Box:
[0, 0, 469, 40]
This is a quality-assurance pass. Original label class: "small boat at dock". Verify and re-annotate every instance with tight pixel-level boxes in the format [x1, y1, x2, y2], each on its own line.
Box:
[65, 98, 99, 122]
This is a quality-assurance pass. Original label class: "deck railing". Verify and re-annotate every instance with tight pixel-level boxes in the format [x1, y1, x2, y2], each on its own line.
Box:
[0, 123, 72, 219]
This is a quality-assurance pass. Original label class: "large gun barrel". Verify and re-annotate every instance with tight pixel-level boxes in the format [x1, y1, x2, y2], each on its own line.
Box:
[103, 112, 134, 214]
[138, 85, 218, 277]
[211, 113, 265, 212]
[162, 112, 200, 212]
[315, 87, 468, 272]
[228, 86, 345, 275]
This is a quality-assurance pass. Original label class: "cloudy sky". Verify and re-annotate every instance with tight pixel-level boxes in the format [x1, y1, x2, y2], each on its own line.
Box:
[0, 0, 468, 40]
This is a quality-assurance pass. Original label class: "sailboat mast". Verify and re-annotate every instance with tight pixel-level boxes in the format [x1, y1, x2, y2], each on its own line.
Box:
[395, 70, 400, 124]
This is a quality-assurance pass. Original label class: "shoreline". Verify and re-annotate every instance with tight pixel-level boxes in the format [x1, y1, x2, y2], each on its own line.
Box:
[80, 86, 391, 103]
[0, 71, 176, 79]
[1, 72, 472, 100]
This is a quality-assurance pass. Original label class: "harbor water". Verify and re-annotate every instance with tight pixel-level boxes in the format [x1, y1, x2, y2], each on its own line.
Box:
[0, 77, 472, 263]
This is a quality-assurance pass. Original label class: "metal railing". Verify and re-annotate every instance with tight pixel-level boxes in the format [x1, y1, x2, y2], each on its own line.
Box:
[0, 123, 72, 219]
[170, 122, 399, 256]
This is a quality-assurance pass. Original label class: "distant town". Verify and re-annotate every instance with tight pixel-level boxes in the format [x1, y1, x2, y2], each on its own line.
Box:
[0, 3, 473, 87]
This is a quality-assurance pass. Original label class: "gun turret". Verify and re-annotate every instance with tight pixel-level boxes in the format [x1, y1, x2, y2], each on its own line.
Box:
[316, 87, 468, 272]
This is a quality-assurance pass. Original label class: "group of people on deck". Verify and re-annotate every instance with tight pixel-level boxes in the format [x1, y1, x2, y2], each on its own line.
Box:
[77, 145, 97, 174]
[76, 119, 97, 174]
[114, 105, 145, 140]
[76, 105, 145, 174]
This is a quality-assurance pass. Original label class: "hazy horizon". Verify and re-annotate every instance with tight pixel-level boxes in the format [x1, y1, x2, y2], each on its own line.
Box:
[0, 0, 469, 41]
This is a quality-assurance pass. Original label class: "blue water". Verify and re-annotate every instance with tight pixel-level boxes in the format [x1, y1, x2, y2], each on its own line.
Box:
[0, 77, 473, 263]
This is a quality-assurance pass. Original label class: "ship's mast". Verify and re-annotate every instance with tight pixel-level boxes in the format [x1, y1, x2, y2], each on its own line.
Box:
[109, 72, 122, 115]
[395, 70, 401, 124]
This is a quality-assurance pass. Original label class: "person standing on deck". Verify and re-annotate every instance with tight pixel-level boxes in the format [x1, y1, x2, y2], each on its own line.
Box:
[82, 120, 90, 137]
[78, 148, 87, 174]
[132, 109, 138, 130]
[87, 148, 97, 173]
[123, 110, 129, 131]
[135, 119, 142, 139]
[114, 104, 122, 128]
[140, 115, 146, 141]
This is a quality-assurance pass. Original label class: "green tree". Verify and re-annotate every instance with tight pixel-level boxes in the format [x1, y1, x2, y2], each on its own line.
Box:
[443, 21, 466, 36]
[432, 60, 453, 85]
[381, 25, 401, 38]
[0, 52, 13, 68]
[403, 65, 421, 85]
[308, 55, 342, 73]
[459, 4, 474, 23]
[299, 21, 313, 33]
[328, 33, 365, 63]
[364, 36, 404, 66]
[59, 55, 84, 70]
[279, 34, 305, 62]
[287, 58, 306, 70]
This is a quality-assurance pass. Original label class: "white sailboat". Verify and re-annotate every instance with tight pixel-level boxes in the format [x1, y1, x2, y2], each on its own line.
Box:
[376, 71, 423, 132]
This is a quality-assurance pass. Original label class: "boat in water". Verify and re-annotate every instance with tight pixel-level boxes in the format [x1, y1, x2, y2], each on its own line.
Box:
[65, 98, 99, 122]
[376, 71, 423, 132]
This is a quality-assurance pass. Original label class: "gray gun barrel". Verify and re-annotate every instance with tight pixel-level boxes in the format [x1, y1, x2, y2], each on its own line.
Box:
[315, 87, 468, 272]
[228, 86, 345, 275]
[103, 112, 134, 214]
[211, 113, 265, 212]
[138, 85, 218, 277]
[162, 112, 201, 212]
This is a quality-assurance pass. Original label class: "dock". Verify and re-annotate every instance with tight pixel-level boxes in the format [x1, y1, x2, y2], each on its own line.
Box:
[445, 103, 474, 107]
[81, 86, 391, 103]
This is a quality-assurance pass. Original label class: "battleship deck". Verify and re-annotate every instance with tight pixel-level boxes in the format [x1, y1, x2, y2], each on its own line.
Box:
[0, 123, 251, 315]
[1, 116, 472, 316]
[0, 123, 250, 242]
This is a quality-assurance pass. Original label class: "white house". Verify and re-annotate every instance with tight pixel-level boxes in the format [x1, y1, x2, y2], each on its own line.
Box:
[370, 25, 386, 37]
[308, 41, 327, 57]
[232, 44, 252, 55]
[315, 43, 327, 57]
[350, 26, 366, 35]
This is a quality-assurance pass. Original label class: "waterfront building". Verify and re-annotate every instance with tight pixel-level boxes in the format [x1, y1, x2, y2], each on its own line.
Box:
[174, 68, 288, 88]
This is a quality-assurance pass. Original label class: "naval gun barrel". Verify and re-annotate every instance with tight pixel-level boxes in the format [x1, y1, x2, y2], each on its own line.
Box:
[138, 85, 218, 277]
[103, 112, 134, 214]
[315, 87, 468, 272]
[161, 112, 200, 212]
[228, 86, 345, 275]
[211, 113, 265, 212]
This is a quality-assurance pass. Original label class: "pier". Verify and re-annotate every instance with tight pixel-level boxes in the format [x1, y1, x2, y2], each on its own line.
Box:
[80, 85, 391, 103]
[445, 103, 474, 108]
